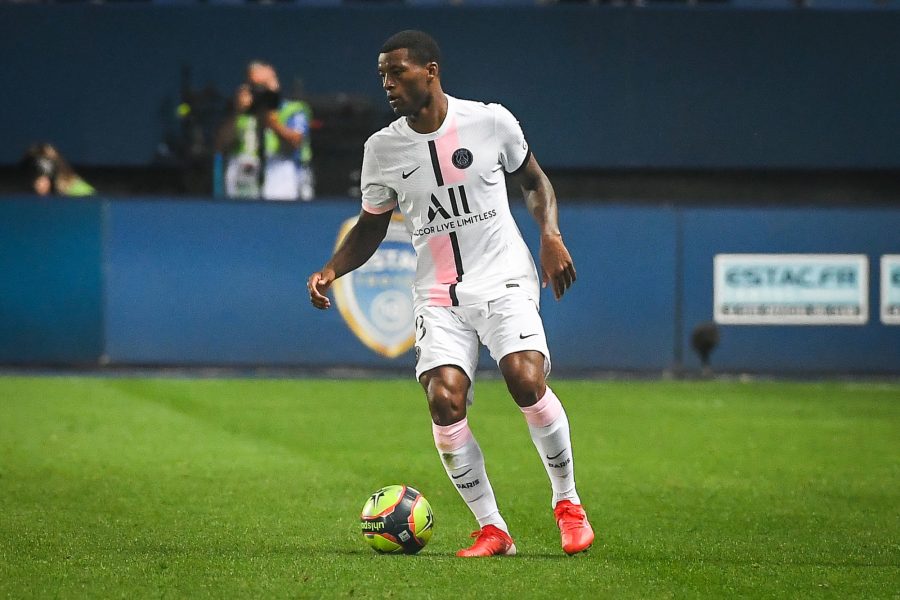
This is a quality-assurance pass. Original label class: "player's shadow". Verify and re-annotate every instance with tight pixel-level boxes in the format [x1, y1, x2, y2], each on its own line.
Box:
[326, 548, 587, 560]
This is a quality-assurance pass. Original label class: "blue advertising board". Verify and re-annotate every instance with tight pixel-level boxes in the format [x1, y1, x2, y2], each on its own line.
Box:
[680, 207, 900, 373]
[1, 197, 897, 375]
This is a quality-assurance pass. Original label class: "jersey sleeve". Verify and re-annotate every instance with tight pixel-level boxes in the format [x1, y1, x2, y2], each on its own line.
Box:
[494, 104, 531, 174]
[360, 138, 398, 214]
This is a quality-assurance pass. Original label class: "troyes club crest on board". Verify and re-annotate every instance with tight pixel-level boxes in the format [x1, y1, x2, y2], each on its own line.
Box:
[332, 213, 416, 358]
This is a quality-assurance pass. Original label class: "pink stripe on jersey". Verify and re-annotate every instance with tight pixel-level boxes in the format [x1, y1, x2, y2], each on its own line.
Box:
[427, 234, 457, 306]
[434, 117, 467, 186]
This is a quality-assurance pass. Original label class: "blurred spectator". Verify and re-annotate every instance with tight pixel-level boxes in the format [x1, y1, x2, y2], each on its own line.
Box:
[215, 61, 315, 201]
[22, 143, 96, 197]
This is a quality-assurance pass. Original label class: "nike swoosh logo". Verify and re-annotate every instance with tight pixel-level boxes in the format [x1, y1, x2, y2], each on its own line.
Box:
[450, 468, 473, 480]
[546, 449, 566, 460]
[401, 166, 421, 179]
[519, 333, 539, 339]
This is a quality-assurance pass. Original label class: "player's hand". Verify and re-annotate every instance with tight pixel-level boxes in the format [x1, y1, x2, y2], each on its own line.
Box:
[540, 234, 576, 300]
[265, 110, 281, 127]
[307, 268, 336, 310]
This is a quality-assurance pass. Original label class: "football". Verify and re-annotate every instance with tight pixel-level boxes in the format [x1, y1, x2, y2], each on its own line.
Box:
[360, 485, 434, 554]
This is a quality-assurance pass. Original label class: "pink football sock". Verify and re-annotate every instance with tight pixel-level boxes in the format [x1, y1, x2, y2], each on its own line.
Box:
[520, 387, 581, 507]
[432, 418, 508, 533]
[519, 386, 564, 427]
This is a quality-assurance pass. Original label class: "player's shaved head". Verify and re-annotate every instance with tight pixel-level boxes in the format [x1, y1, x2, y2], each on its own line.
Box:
[380, 30, 441, 67]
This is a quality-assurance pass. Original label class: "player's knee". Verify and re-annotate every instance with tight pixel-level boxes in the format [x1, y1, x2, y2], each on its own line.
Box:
[426, 384, 466, 425]
[507, 377, 545, 407]
[501, 353, 546, 407]
[421, 370, 468, 426]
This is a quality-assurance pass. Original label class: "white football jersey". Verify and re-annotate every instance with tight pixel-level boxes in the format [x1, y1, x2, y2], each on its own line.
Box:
[361, 95, 539, 308]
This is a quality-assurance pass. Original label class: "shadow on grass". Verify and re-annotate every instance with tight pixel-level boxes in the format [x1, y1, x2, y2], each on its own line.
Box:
[324, 544, 894, 567]
[321, 547, 590, 560]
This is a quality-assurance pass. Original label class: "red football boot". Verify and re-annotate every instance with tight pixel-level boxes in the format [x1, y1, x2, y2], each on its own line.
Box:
[456, 525, 517, 557]
[554, 500, 594, 555]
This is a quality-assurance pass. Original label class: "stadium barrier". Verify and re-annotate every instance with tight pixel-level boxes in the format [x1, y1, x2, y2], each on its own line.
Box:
[1, 197, 897, 375]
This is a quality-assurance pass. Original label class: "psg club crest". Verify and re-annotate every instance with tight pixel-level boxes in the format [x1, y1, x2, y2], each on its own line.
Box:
[332, 213, 416, 358]
[451, 148, 473, 169]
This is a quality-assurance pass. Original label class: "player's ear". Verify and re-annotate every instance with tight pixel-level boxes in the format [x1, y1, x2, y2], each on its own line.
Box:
[426, 61, 439, 81]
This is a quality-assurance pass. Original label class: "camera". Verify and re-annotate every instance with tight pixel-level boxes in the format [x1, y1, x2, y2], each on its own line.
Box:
[250, 84, 281, 112]
[22, 144, 58, 179]
[33, 156, 57, 179]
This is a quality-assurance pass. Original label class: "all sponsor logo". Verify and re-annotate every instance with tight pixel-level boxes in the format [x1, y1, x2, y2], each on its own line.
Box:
[332, 213, 416, 357]
[412, 184, 497, 237]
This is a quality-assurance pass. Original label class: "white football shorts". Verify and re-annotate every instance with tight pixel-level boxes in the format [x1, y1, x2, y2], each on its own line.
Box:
[413, 289, 551, 404]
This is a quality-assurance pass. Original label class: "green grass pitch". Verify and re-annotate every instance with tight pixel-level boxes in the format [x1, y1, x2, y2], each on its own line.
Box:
[1, 376, 897, 598]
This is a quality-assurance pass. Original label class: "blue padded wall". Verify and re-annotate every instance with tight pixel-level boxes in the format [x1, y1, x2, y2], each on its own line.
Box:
[0, 199, 104, 363]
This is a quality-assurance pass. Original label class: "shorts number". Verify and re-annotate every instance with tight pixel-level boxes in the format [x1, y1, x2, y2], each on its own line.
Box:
[415, 315, 426, 341]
